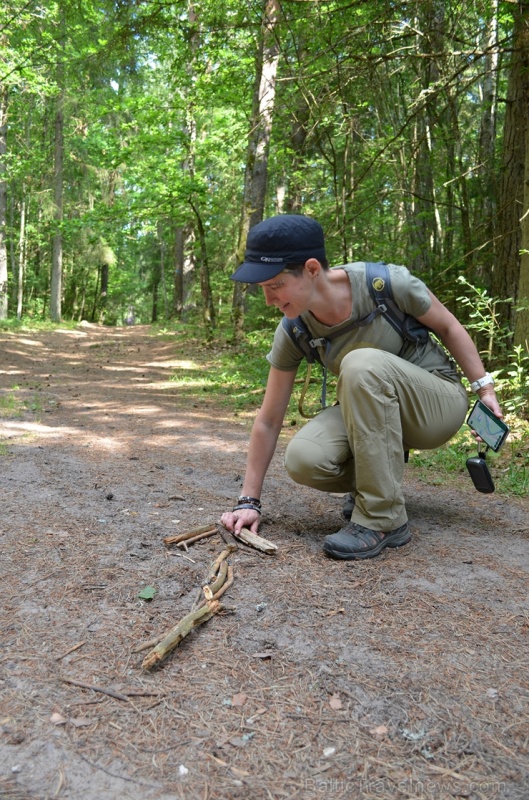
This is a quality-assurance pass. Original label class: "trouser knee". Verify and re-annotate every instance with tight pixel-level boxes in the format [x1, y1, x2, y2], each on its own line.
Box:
[284, 435, 352, 490]
[284, 437, 320, 485]
[339, 348, 389, 392]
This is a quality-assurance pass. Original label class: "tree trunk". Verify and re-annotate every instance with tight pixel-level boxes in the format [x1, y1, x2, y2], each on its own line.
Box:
[172, 223, 195, 319]
[475, 0, 499, 284]
[338, 112, 356, 263]
[447, 96, 473, 272]
[151, 257, 161, 323]
[409, 2, 445, 274]
[494, 1, 529, 329]
[410, 5, 439, 275]
[190, 201, 215, 336]
[50, 90, 64, 322]
[98, 262, 108, 323]
[173, 225, 184, 318]
[0, 84, 8, 320]
[284, 94, 310, 214]
[232, 0, 281, 341]
[248, 1, 281, 226]
[514, 125, 529, 347]
[158, 220, 168, 319]
[90, 266, 100, 322]
[17, 197, 26, 319]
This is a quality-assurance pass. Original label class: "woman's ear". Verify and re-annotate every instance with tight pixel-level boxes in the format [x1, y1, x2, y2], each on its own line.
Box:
[304, 258, 321, 278]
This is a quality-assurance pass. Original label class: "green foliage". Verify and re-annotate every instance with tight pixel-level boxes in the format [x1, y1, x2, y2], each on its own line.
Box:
[0, 0, 524, 347]
[0, 387, 45, 420]
[410, 421, 529, 498]
[167, 321, 270, 412]
[495, 345, 529, 417]
[456, 276, 512, 360]
[456, 276, 529, 418]
[0, 318, 78, 333]
[0, 392, 23, 418]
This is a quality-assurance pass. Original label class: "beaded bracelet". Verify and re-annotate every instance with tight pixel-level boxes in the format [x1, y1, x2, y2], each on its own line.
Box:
[232, 503, 262, 515]
[237, 495, 261, 508]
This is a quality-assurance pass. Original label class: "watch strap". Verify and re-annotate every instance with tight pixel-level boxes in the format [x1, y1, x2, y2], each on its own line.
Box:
[470, 372, 494, 393]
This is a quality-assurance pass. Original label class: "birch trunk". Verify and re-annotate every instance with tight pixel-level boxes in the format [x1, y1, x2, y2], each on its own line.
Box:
[0, 84, 7, 320]
[50, 90, 64, 323]
[17, 197, 26, 319]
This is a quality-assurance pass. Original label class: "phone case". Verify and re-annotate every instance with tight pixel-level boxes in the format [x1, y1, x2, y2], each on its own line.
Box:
[466, 400, 509, 452]
[466, 457, 495, 493]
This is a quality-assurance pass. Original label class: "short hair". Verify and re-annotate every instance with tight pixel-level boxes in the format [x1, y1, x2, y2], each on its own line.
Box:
[283, 257, 329, 275]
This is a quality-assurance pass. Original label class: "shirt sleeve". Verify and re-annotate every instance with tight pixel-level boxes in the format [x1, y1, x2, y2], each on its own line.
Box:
[388, 264, 432, 318]
[266, 319, 305, 371]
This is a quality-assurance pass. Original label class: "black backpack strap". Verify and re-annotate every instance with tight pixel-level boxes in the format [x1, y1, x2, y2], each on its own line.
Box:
[365, 261, 404, 336]
[365, 261, 430, 344]
[281, 316, 325, 365]
[282, 305, 385, 362]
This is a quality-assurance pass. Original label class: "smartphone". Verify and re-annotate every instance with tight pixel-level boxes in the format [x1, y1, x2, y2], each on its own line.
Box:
[466, 399, 509, 452]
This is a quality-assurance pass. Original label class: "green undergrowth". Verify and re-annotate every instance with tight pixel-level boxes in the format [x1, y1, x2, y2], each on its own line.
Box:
[409, 421, 529, 498]
[164, 323, 292, 414]
[0, 318, 78, 333]
[0, 389, 45, 421]
[0, 392, 23, 418]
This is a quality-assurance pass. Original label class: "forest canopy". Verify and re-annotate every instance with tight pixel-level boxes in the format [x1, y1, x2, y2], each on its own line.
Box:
[1, 0, 529, 370]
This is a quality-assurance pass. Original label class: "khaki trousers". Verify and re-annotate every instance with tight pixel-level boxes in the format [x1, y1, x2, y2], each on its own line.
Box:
[284, 349, 469, 531]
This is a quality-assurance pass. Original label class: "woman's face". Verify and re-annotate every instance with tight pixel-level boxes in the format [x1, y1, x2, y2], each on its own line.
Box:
[258, 266, 314, 318]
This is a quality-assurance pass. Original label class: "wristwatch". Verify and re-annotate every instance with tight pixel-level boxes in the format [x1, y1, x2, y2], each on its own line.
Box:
[470, 372, 494, 393]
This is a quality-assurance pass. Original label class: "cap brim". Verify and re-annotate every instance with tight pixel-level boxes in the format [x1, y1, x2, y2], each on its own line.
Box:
[230, 260, 286, 283]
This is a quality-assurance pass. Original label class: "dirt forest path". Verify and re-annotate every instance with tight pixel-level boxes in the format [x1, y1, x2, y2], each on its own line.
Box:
[1, 324, 528, 800]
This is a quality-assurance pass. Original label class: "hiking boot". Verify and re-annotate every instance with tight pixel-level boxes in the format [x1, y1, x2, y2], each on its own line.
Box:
[323, 521, 411, 560]
[342, 493, 355, 521]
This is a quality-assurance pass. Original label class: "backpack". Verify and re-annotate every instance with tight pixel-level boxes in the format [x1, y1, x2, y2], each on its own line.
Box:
[282, 261, 431, 415]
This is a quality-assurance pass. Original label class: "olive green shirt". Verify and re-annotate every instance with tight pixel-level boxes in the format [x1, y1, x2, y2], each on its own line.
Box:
[266, 262, 461, 383]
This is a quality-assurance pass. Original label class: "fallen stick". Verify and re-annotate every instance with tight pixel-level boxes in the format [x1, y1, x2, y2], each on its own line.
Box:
[205, 545, 237, 579]
[133, 637, 161, 654]
[163, 523, 217, 546]
[231, 526, 278, 555]
[61, 677, 130, 702]
[136, 546, 236, 657]
[196, 565, 234, 609]
[205, 560, 228, 596]
[55, 641, 86, 661]
[176, 529, 218, 547]
[142, 600, 223, 670]
[132, 568, 231, 653]
[191, 546, 237, 610]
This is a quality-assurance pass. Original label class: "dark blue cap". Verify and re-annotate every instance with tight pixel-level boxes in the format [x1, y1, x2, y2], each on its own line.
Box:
[231, 214, 326, 283]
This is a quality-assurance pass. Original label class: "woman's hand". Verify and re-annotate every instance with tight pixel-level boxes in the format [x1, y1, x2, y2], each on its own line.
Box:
[220, 507, 261, 535]
[476, 387, 503, 418]
[469, 387, 504, 447]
